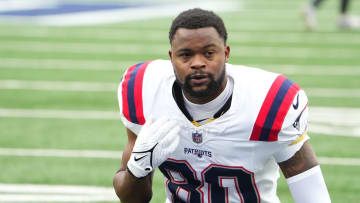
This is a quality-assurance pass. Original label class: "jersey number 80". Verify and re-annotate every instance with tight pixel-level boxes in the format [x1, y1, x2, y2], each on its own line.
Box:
[159, 159, 260, 203]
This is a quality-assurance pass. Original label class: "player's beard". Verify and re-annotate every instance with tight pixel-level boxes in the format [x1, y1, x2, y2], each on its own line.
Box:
[176, 68, 226, 99]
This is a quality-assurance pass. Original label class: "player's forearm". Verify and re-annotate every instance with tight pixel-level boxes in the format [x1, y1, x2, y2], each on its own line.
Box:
[113, 169, 153, 203]
[287, 165, 331, 203]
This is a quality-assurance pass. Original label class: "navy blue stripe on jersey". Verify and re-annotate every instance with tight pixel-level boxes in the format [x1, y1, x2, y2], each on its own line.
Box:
[126, 62, 145, 124]
[259, 78, 294, 141]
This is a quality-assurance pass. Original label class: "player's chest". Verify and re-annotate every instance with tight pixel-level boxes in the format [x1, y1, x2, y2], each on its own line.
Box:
[168, 120, 279, 173]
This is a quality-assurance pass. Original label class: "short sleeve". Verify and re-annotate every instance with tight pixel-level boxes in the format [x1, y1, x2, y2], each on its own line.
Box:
[118, 61, 151, 135]
[274, 89, 310, 162]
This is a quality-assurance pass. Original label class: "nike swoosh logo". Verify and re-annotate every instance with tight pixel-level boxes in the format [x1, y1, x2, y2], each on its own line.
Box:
[134, 155, 147, 161]
[292, 94, 299, 110]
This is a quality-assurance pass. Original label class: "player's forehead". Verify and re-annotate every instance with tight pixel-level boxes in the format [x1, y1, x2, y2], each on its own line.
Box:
[171, 27, 223, 49]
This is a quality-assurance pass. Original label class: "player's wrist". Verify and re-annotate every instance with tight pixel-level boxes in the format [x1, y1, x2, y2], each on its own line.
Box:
[127, 154, 154, 178]
[126, 166, 146, 180]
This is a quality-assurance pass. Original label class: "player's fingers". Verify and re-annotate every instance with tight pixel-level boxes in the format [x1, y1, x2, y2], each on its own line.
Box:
[147, 116, 169, 130]
[161, 125, 181, 149]
[154, 119, 179, 139]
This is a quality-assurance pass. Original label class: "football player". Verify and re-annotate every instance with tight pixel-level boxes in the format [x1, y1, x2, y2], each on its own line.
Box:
[113, 8, 331, 203]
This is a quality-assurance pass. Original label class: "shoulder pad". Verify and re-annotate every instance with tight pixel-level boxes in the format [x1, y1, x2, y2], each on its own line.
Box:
[119, 61, 152, 126]
[250, 75, 302, 142]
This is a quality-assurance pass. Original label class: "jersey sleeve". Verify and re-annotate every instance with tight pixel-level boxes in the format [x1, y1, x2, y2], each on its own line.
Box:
[250, 75, 303, 142]
[248, 74, 310, 162]
[274, 89, 310, 163]
[118, 61, 151, 135]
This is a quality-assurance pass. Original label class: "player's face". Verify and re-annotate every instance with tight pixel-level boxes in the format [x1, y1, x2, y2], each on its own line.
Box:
[169, 27, 230, 104]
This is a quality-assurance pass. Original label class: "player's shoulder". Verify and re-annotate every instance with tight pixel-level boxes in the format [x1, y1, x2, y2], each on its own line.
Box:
[118, 59, 174, 133]
[227, 63, 308, 142]
[227, 63, 279, 84]
[121, 59, 173, 81]
[120, 59, 173, 92]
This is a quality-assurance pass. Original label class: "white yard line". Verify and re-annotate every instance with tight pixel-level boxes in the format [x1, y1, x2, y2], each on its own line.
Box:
[309, 107, 360, 126]
[318, 157, 360, 166]
[0, 148, 122, 159]
[0, 41, 359, 59]
[0, 58, 133, 71]
[0, 195, 117, 202]
[0, 148, 358, 166]
[0, 184, 117, 202]
[1, 80, 359, 98]
[0, 107, 359, 137]
[0, 29, 359, 45]
[0, 80, 118, 92]
[256, 64, 360, 76]
[1, 58, 360, 76]
[0, 183, 115, 195]
[0, 108, 120, 120]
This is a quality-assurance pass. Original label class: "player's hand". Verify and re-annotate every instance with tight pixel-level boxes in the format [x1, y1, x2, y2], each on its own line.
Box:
[127, 117, 181, 178]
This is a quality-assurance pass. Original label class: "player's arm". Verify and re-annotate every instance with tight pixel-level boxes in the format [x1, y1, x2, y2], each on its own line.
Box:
[113, 128, 153, 203]
[278, 140, 331, 203]
[113, 117, 181, 203]
[274, 87, 331, 202]
[278, 140, 318, 178]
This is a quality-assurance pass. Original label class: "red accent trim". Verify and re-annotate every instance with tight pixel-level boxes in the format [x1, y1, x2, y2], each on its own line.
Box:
[121, 64, 137, 124]
[201, 164, 260, 203]
[167, 158, 205, 202]
[268, 83, 300, 141]
[250, 75, 287, 141]
[219, 177, 241, 203]
[121, 61, 151, 125]
[133, 61, 151, 125]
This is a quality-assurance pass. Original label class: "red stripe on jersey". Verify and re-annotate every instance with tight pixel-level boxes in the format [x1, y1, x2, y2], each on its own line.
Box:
[133, 61, 151, 125]
[250, 75, 287, 141]
[121, 64, 137, 124]
[121, 61, 151, 125]
[267, 83, 300, 141]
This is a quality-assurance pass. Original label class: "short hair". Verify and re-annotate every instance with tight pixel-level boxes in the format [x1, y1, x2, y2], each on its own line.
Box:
[169, 8, 228, 45]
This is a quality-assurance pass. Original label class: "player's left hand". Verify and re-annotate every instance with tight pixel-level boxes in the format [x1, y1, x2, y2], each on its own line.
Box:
[127, 117, 181, 178]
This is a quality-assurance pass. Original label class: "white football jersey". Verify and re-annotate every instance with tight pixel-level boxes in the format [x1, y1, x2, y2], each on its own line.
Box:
[118, 60, 309, 203]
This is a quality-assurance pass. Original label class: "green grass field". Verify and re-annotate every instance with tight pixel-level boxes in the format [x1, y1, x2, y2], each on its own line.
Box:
[0, 0, 359, 202]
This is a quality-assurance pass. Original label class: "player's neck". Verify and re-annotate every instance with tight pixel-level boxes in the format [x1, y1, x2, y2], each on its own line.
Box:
[183, 77, 233, 123]
[183, 77, 228, 104]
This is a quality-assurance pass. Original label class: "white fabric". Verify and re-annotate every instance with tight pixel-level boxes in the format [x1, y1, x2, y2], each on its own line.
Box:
[287, 165, 331, 203]
[127, 117, 181, 178]
[118, 60, 313, 203]
[274, 134, 309, 163]
[183, 76, 234, 124]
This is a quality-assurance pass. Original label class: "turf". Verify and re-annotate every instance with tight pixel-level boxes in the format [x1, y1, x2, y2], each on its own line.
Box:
[0, 0, 359, 202]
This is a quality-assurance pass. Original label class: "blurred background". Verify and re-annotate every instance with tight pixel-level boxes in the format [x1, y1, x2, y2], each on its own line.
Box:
[0, 0, 359, 202]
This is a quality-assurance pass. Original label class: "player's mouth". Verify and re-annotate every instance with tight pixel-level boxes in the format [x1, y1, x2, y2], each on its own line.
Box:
[189, 74, 210, 86]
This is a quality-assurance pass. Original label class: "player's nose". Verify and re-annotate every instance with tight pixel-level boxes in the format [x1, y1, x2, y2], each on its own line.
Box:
[190, 54, 206, 70]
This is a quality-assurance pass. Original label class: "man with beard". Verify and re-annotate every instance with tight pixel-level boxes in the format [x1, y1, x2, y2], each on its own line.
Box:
[113, 8, 331, 203]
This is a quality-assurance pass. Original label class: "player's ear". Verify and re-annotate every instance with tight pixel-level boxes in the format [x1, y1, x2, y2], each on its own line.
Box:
[224, 45, 230, 62]
[169, 50, 173, 59]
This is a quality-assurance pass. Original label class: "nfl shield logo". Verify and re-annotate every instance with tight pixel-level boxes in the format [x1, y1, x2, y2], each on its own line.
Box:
[192, 131, 203, 144]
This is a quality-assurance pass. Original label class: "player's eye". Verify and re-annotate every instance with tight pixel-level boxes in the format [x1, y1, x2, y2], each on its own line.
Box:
[204, 51, 215, 57]
[180, 52, 190, 56]
[179, 52, 192, 59]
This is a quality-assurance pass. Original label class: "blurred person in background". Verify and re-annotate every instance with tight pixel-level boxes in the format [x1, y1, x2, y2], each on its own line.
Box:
[303, 0, 360, 30]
